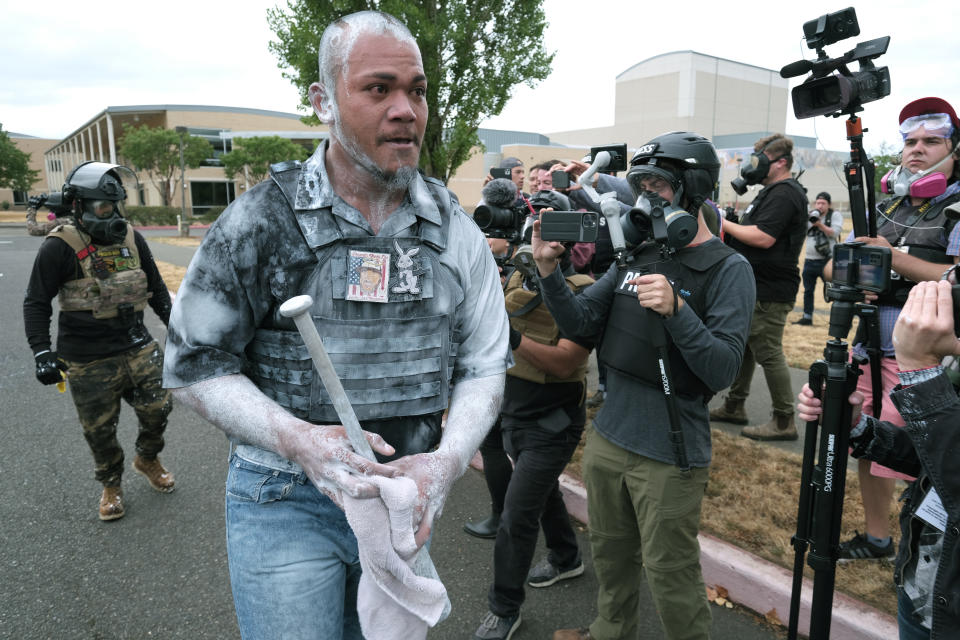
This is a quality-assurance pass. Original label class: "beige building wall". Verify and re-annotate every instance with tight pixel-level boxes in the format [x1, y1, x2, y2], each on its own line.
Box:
[550, 51, 789, 149]
[42, 106, 327, 213]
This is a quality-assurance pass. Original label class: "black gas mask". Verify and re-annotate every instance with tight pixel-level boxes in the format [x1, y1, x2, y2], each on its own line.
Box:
[620, 191, 698, 250]
[730, 143, 790, 195]
[79, 197, 127, 245]
[62, 162, 135, 245]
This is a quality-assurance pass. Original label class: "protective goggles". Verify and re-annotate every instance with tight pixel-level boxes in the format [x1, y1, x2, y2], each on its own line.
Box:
[899, 113, 955, 140]
[84, 200, 119, 219]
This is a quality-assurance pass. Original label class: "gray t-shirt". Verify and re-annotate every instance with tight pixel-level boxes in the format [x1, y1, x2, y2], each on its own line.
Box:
[538, 238, 755, 466]
[163, 144, 510, 394]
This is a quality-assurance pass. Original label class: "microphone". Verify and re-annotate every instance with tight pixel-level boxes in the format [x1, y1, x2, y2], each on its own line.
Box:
[780, 59, 814, 79]
[481, 178, 519, 208]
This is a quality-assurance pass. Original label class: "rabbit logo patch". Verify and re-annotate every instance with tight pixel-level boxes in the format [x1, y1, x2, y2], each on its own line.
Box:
[392, 240, 421, 295]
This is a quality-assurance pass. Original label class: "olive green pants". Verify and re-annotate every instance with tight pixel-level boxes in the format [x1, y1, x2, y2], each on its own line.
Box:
[727, 300, 795, 417]
[64, 341, 172, 487]
[583, 429, 711, 640]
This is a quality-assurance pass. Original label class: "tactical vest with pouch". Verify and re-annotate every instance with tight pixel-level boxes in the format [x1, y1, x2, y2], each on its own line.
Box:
[504, 269, 593, 384]
[48, 223, 151, 319]
[242, 161, 464, 459]
[874, 192, 960, 307]
[599, 240, 736, 401]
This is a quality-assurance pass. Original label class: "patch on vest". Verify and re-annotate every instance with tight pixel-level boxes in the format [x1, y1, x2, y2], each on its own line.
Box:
[615, 270, 688, 299]
[347, 250, 390, 303]
[99, 245, 140, 272]
[391, 239, 423, 297]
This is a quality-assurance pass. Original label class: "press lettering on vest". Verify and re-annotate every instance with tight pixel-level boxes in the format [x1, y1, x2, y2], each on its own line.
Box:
[619, 271, 641, 293]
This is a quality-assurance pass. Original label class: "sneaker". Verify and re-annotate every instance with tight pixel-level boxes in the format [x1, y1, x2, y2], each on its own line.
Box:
[473, 610, 521, 640]
[837, 531, 894, 562]
[527, 557, 585, 588]
[792, 317, 813, 326]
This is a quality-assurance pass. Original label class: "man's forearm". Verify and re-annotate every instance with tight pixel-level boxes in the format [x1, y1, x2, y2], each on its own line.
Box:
[723, 220, 776, 248]
[171, 373, 308, 459]
[437, 373, 504, 477]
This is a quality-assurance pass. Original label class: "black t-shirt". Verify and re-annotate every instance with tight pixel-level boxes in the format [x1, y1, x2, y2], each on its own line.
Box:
[501, 313, 597, 429]
[23, 229, 172, 362]
[727, 180, 807, 302]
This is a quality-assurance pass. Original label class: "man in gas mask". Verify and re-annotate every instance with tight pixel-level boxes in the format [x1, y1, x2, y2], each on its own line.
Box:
[828, 97, 960, 564]
[22, 161, 175, 521]
[710, 133, 808, 440]
[532, 132, 754, 640]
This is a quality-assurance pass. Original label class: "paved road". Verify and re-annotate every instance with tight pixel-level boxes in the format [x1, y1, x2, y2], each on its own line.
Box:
[1, 225, 784, 639]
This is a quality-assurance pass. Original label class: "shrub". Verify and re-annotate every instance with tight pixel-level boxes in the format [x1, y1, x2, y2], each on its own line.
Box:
[1, 201, 10, 211]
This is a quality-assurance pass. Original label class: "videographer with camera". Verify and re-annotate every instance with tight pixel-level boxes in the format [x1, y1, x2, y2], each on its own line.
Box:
[25, 192, 67, 236]
[794, 191, 844, 326]
[818, 97, 960, 564]
[468, 182, 596, 640]
[710, 133, 808, 441]
[532, 132, 754, 640]
[798, 280, 960, 639]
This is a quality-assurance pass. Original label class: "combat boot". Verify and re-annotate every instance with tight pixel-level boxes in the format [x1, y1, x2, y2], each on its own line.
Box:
[99, 486, 125, 521]
[132, 455, 176, 493]
[708, 398, 748, 425]
[741, 413, 798, 441]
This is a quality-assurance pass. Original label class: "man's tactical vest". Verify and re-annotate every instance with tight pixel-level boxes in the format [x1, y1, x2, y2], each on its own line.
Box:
[243, 161, 464, 458]
[599, 240, 737, 400]
[874, 191, 960, 307]
[48, 223, 151, 319]
[504, 269, 593, 384]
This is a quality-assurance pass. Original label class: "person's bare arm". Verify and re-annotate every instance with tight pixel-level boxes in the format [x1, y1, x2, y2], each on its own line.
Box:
[172, 374, 399, 506]
[514, 337, 589, 379]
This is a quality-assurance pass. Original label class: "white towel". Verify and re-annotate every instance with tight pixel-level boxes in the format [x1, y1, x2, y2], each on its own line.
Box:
[343, 475, 450, 640]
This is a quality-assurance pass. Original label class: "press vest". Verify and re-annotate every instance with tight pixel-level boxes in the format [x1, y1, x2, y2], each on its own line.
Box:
[48, 223, 151, 319]
[875, 192, 960, 307]
[504, 270, 593, 384]
[242, 161, 463, 458]
[599, 240, 737, 400]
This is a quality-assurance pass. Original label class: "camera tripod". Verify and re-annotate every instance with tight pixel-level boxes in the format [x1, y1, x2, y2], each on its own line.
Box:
[787, 290, 880, 640]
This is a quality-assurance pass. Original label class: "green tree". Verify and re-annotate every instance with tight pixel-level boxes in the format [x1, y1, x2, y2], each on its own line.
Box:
[267, 0, 553, 182]
[118, 125, 213, 206]
[0, 124, 40, 192]
[222, 136, 314, 186]
[870, 140, 899, 198]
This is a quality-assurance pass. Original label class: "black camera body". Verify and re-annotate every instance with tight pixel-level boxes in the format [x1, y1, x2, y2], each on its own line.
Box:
[474, 202, 526, 243]
[539, 210, 599, 243]
[781, 7, 890, 119]
[490, 167, 510, 180]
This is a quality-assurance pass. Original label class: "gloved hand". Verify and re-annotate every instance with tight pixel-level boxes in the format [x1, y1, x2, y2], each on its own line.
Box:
[35, 351, 67, 385]
[28, 194, 48, 209]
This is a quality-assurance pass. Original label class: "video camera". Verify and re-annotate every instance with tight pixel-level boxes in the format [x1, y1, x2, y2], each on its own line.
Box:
[781, 7, 890, 119]
[27, 192, 71, 217]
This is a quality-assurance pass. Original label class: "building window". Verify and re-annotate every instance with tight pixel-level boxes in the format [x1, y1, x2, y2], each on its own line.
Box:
[13, 191, 28, 206]
[190, 181, 236, 216]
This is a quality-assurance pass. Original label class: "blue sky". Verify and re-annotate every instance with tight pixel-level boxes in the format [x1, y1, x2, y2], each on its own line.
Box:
[3, 0, 958, 154]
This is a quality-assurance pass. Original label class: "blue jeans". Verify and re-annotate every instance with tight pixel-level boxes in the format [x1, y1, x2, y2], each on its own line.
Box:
[898, 587, 931, 640]
[225, 454, 363, 640]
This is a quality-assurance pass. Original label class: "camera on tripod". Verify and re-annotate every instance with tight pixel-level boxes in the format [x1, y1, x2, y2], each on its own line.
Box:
[781, 7, 890, 119]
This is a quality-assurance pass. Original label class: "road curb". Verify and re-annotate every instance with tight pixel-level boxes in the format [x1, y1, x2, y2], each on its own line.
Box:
[468, 452, 898, 639]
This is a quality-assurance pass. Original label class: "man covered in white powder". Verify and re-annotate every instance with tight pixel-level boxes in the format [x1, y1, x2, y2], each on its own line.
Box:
[162, 11, 509, 639]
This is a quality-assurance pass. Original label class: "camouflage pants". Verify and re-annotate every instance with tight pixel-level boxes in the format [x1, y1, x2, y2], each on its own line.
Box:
[63, 341, 172, 487]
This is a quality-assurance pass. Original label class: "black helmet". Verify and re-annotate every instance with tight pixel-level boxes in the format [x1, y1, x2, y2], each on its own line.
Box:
[529, 189, 571, 212]
[626, 132, 720, 210]
[62, 161, 129, 206]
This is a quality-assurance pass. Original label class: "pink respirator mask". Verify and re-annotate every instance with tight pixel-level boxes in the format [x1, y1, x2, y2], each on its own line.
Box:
[880, 153, 952, 199]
